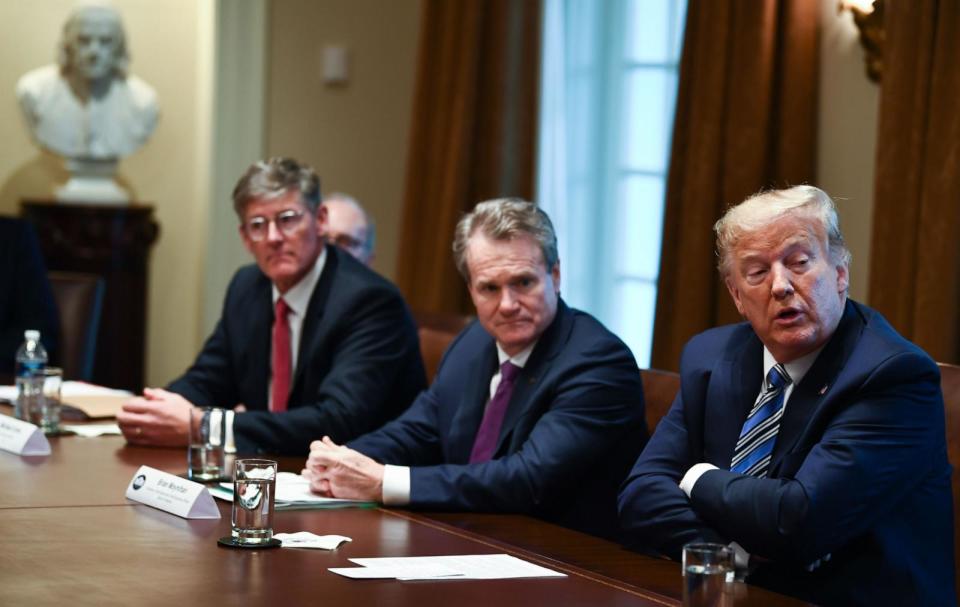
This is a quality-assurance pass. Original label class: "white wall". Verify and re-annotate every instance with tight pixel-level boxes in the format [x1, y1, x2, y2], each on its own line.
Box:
[266, 0, 422, 282]
[817, 0, 880, 302]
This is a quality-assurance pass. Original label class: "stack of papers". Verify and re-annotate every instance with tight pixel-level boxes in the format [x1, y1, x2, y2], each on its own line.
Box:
[329, 554, 567, 581]
[210, 472, 374, 510]
[0, 381, 132, 420]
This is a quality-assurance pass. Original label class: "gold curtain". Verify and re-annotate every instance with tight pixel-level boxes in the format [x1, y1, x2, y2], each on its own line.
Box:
[868, 0, 960, 364]
[650, 0, 820, 371]
[395, 0, 542, 315]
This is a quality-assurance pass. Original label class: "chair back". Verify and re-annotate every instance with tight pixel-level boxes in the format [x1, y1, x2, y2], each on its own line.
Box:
[413, 310, 473, 383]
[48, 271, 104, 381]
[640, 368, 680, 433]
[938, 362, 960, 597]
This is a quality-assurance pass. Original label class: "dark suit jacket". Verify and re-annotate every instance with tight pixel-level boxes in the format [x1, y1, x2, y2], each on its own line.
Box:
[168, 245, 426, 456]
[618, 300, 956, 606]
[350, 299, 648, 539]
[0, 217, 58, 375]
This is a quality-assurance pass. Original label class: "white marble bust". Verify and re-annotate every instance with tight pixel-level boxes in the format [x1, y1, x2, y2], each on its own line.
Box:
[16, 2, 158, 161]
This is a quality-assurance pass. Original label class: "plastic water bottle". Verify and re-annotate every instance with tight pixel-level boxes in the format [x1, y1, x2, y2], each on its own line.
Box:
[15, 330, 47, 421]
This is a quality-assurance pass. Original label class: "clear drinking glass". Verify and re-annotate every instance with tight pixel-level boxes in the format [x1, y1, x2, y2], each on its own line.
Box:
[682, 542, 734, 607]
[187, 407, 226, 481]
[30, 367, 62, 434]
[231, 459, 277, 545]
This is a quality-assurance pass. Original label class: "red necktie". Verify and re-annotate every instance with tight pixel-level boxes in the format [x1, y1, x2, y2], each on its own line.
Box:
[270, 298, 292, 413]
[469, 361, 521, 463]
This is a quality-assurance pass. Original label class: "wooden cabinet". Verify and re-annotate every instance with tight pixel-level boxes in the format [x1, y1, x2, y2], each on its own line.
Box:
[21, 200, 159, 391]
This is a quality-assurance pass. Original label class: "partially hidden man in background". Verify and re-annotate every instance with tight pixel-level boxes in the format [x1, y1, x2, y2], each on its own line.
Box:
[117, 157, 426, 455]
[303, 198, 648, 539]
[323, 193, 375, 267]
[618, 186, 956, 606]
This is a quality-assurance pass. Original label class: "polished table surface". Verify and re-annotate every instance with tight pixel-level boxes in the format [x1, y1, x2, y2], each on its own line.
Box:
[1, 434, 810, 606]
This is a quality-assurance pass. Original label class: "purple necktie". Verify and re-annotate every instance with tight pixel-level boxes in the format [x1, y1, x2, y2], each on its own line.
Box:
[469, 361, 521, 463]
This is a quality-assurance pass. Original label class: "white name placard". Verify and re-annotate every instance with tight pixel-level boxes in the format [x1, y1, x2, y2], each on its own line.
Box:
[125, 465, 221, 519]
[0, 416, 51, 456]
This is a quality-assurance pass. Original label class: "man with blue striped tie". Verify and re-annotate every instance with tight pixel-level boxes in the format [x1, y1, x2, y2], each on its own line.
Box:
[618, 186, 955, 606]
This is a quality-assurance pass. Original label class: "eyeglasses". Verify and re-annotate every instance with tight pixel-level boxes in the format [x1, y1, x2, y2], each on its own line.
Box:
[329, 233, 365, 252]
[243, 209, 306, 242]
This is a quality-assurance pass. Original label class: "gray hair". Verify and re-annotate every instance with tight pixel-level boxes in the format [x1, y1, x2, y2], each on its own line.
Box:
[714, 185, 852, 277]
[232, 157, 321, 219]
[452, 198, 558, 281]
[58, 3, 129, 77]
[323, 192, 376, 257]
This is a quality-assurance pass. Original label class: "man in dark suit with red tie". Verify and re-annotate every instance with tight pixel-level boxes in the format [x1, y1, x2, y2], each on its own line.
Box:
[302, 198, 647, 539]
[117, 157, 425, 455]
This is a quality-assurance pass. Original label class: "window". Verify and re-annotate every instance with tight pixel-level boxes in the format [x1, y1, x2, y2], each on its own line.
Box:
[537, 0, 686, 367]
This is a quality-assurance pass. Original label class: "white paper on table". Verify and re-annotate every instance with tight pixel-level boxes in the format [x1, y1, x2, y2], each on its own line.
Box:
[125, 465, 221, 519]
[273, 532, 352, 550]
[0, 416, 51, 456]
[273, 472, 370, 505]
[63, 423, 122, 437]
[329, 563, 465, 580]
[0, 381, 132, 401]
[210, 472, 372, 509]
[346, 554, 567, 580]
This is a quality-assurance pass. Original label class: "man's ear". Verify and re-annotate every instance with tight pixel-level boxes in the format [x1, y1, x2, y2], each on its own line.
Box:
[316, 203, 329, 238]
[239, 224, 255, 256]
[725, 276, 745, 316]
[836, 262, 849, 294]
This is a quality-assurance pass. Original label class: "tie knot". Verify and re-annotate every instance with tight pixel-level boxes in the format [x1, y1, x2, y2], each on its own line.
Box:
[766, 364, 791, 390]
[275, 297, 290, 317]
[500, 361, 521, 383]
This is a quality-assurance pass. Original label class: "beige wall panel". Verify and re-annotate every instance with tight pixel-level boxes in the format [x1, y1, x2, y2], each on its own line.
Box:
[0, 0, 214, 387]
[267, 0, 422, 280]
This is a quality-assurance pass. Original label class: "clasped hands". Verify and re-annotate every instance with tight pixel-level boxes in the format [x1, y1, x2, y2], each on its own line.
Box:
[302, 436, 385, 502]
[117, 387, 194, 446]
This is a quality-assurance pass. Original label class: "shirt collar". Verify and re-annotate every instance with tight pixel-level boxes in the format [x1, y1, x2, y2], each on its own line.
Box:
[271, 246, 327, 316]
[496, 341, 536, 369]
[763, 344, 823, 386]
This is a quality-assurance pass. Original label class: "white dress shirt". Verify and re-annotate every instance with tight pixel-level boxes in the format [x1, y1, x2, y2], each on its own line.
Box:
[224, 248, 327, 451]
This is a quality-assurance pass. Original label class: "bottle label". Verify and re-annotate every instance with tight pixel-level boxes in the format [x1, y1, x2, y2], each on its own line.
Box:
[16, 360, 44, 378]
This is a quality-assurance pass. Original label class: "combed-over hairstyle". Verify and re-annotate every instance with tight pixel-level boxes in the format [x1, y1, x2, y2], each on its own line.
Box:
[452, 198, 558, 281]
[232, 157, 321, 219]
[714, 185, 851, 277]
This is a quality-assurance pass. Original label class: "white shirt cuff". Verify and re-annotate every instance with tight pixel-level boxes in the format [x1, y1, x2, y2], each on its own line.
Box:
[224, 409, 236, 454]
[729, 541, 750, 570]
[679, 462, 718, 498]
[382, 464, 411, 506]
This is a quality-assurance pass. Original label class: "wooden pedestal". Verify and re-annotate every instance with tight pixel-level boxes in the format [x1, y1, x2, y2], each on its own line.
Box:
[21, 199, 159, 391]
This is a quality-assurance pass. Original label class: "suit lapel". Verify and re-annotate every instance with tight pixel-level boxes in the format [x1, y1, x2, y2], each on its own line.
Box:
[770, 300, 865, 474]
[289, 246, 336, 403]
[713, 334, 763, 465]
[448, 339, 498, 463]
[492, 300, 574, 456]
[247, 275, 273, 410]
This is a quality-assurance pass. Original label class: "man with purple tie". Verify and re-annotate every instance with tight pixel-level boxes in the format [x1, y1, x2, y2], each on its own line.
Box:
[303, 198, 647, 539]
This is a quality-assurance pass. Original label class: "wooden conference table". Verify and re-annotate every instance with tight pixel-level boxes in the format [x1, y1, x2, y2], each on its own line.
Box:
[0, 434, 810, 606]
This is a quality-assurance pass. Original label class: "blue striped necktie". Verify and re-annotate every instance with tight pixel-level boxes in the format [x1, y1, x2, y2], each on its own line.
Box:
[730, 364, 792, 477]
